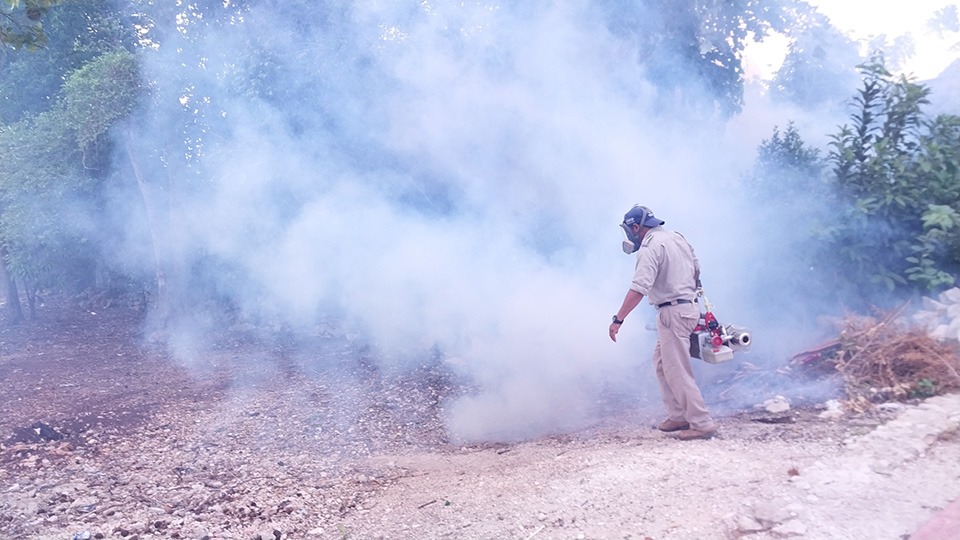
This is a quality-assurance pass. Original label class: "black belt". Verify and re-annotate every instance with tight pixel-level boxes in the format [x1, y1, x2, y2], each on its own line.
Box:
[656, 299, 695, 308]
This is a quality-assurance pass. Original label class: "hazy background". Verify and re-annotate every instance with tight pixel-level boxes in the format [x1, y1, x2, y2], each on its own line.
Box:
[88, 0, 959, 442]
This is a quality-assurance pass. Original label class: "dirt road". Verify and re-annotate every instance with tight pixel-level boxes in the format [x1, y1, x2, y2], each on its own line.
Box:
[1, 306, 958, 540]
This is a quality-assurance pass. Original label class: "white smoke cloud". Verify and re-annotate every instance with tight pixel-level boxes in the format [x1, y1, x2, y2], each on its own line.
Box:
[118, 1, 854, 441]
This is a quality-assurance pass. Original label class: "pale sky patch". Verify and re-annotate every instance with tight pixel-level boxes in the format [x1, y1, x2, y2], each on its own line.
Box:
[744, 0, 960, 81]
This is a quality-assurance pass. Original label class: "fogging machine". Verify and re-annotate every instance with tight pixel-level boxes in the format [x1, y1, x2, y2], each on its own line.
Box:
[689, 293, 751, 364]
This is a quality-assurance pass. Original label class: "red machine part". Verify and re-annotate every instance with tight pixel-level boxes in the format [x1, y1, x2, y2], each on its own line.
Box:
[703, 311, 723, 350]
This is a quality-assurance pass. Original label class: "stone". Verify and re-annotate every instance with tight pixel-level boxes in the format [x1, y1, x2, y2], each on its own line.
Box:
[736, 515, 767, 533]
[258, 529, 281, 540]
[920, 296, 946, 312]
[929, 324, 952, 341]
[939, 287, 960, 304]
[818, 400, 844, 420]
[69, 496, 99, 513]
[23, 500, 40, 515]
[752, 501, 793, 525]
[772, 519, 808, 536]
[763, 396, 791, 414]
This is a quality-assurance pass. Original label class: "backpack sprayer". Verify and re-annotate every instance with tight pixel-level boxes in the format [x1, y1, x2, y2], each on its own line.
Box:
[689, 288, 752, 363]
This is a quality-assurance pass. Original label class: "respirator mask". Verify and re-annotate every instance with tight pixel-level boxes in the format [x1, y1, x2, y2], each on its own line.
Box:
[620, 204, 661, 254]
[620, 222, 642, 254]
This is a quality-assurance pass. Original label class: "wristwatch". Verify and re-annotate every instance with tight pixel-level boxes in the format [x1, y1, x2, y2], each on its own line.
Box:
[612, 315, 624, 325]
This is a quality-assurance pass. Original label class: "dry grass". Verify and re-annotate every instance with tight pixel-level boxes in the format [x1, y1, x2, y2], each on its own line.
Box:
[786, 303, 960, 408]
[831, 311, 960, 404]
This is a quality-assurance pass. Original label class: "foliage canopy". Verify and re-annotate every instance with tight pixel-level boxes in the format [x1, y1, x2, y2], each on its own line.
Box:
[751, 59, 960, 307]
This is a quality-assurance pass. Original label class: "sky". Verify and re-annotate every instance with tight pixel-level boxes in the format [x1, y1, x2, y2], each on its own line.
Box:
[745, 0, 960, 81]
[816, 0, 960, 78]
[737, 0, 960, 161]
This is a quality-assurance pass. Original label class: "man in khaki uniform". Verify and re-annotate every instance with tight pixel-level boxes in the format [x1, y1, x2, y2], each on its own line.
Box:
[608, 205, 717, 440]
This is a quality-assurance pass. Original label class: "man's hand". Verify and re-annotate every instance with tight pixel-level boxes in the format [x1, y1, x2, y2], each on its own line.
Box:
[610, 290, 643, 343]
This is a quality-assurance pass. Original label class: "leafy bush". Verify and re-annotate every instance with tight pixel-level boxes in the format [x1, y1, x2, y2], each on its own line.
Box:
[756, 60, 960, 305]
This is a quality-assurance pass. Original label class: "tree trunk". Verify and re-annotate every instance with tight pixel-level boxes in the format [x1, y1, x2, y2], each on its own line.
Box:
[24, 279, 37, 319]
[124, 129, 170, 325]
[0, 245, 23, 324]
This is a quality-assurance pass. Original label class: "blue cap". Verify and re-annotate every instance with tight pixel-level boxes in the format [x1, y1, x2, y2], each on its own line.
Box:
[623, 205, 665, 228]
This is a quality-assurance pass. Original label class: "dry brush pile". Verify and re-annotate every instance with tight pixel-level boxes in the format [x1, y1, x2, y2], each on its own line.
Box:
[834, 314, 960, 407]
[790, 288, 960, 409]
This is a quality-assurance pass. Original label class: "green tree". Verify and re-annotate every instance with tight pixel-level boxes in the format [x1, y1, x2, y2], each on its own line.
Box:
[821, 59, 960, 299]
[0, 105, 92, 319]
[772, 22, 861, 109]
[1, 0, 138, 124]
[601, 0, 810, 117]
[743, 122, 835, 312]
[903, 115, 960, 288]
[1, 1, 140, 322]
[0, 0, 60, 50]
[747, 122, 825, 201]
[58, 50, 170, 310]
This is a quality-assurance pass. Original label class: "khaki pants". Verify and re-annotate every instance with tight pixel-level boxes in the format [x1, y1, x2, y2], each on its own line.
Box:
[653, 302, 716, 431]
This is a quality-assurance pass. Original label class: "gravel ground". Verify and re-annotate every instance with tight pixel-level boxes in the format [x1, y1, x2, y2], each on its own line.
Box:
[332, 395, 960, 540]
[1, 306, 958, 540]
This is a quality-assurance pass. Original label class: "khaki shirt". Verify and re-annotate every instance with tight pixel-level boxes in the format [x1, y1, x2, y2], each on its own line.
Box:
[629, 226, 700, 306]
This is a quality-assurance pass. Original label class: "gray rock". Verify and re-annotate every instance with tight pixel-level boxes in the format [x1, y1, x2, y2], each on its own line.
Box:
[921, 297, 947, 312]
[23, 500, 40, 515]
[772, 519, 808, 536]
[736, 515, 767, 532]
[819, 400, 844, 420]
[752, 500, 793, 525]
[68, 496, 99, 513]
[940, 287, 960, 303]
[763, 396, 791, 414]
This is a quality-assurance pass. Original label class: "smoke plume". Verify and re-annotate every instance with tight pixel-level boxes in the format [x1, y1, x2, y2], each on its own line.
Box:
[107, 1, 862, 441]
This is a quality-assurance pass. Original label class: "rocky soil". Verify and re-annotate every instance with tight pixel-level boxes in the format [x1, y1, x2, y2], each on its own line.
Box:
[1, 304, 958, 540]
